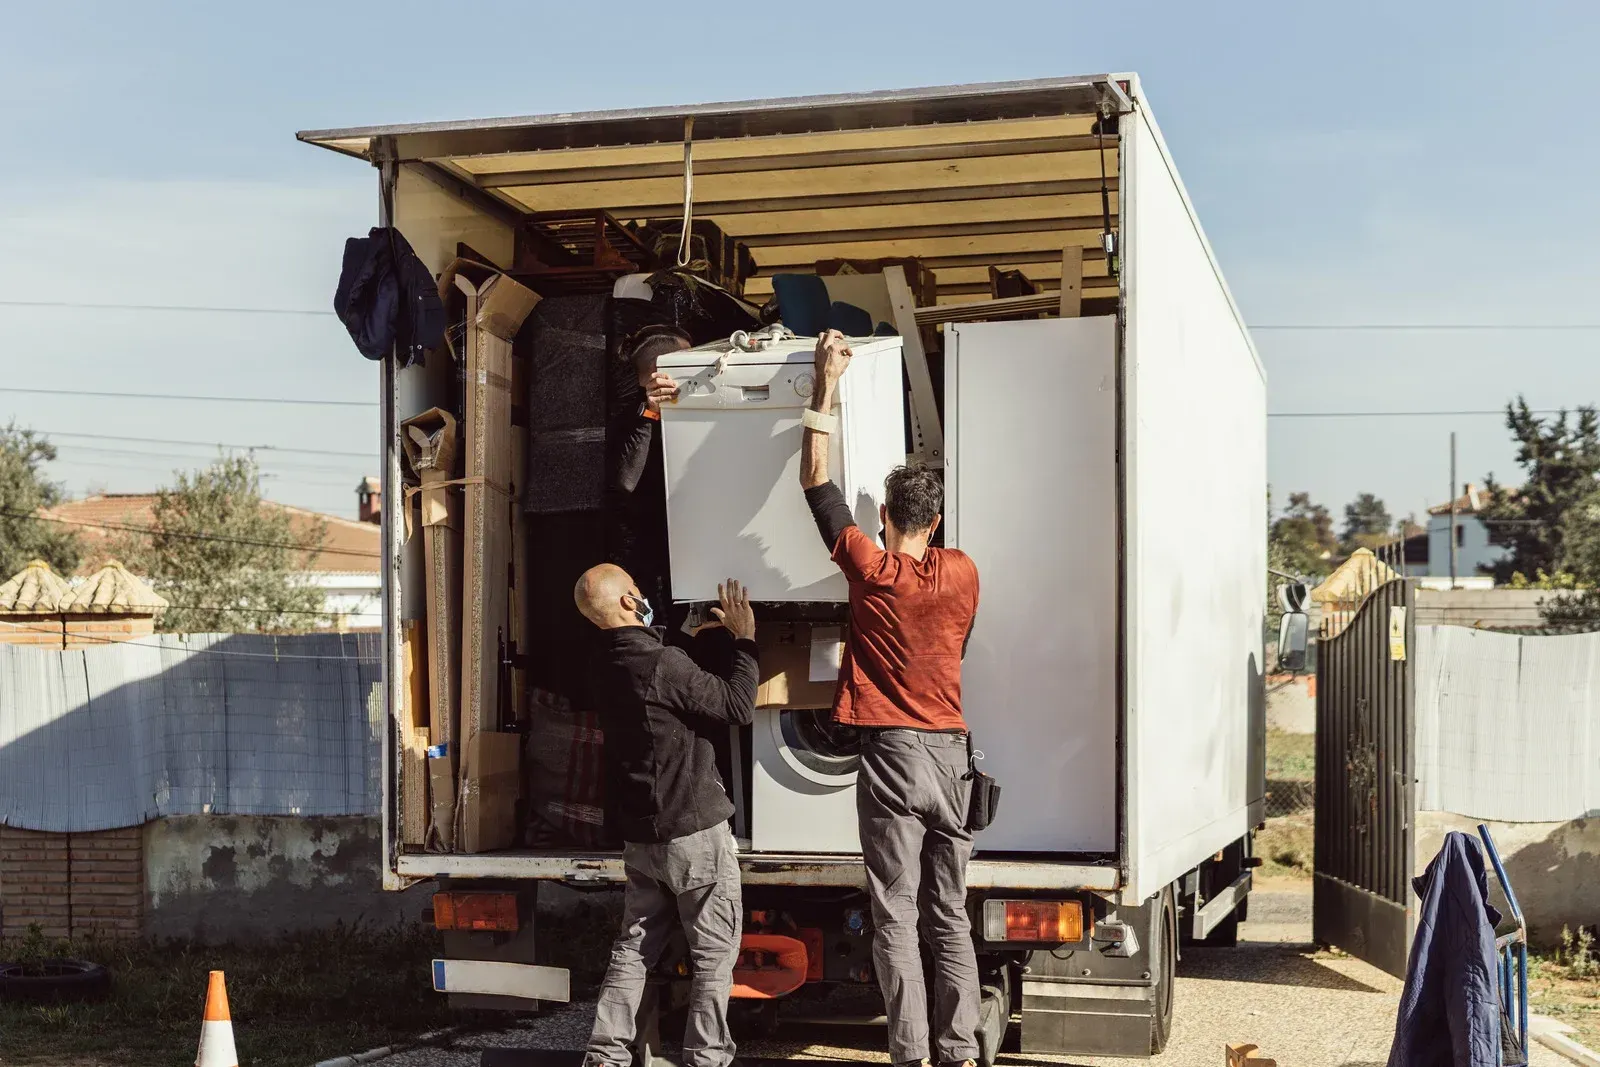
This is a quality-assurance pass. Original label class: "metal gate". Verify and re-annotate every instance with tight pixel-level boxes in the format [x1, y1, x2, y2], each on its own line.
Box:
[1313, 577, 1415, 977]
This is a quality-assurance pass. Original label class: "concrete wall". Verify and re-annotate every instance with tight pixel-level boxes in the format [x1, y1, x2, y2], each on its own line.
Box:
[144, 815, 428, 943]
[1414, 588, 1550, 629]
[1417, 812, 1600, 948]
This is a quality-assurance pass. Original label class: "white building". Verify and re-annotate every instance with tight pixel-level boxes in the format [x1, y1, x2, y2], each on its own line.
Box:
[1423, 483, 1504, 588]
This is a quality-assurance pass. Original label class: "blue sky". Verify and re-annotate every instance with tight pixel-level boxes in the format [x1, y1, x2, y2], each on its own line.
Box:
[2, 1, 1597, 526]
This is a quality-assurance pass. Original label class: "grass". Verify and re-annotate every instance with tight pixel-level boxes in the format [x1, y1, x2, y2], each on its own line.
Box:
[1266, 729, 1315, 782]
[1531, 927, 1600, 1052]
[0, 923, 457, 1067]
[1254, 812, 1315, 880]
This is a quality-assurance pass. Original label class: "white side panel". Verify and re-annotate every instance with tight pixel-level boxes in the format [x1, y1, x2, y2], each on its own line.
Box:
[1124, 97, 1267, 902]
[659, 341, 905, 603]
[947, 318, 1119, 853]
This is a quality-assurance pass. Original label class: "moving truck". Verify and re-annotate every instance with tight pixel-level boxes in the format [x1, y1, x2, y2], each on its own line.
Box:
[298, 73, 1267, 1060]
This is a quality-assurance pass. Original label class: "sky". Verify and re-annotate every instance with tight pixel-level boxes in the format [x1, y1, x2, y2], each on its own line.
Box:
[1, 2, 1597, 527]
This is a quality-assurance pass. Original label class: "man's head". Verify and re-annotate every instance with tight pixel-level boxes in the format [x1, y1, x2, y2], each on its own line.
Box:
[574, 563, 652, 630]
[625, 324, 692, 386]
[881, 464, 944, 543]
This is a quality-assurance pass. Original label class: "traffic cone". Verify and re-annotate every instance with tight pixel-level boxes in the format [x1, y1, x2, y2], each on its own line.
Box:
[194, 970, 239, 1067]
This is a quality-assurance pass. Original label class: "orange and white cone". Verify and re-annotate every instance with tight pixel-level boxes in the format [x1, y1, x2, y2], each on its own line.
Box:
[194, 970, 239, 1067]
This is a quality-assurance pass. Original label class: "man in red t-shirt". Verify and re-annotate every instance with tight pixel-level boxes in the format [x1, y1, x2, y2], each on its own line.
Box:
[798, 329, 982, 1067]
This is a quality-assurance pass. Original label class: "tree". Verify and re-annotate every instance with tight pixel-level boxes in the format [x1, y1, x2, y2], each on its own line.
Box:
[1480, 398, 1600, 583]
[0, 424, 82, 578]
[114, 455, 327, 633]
[1270, 491, 1337, 577]
[1340, 493, 1393, 553]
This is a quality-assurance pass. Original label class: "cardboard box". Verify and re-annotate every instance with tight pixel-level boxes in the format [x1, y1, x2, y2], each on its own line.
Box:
[756, 623, 841, 710]
[458, 731, 523, 853]
[400, 621, 430, 847]
[401, 406, 465, 851]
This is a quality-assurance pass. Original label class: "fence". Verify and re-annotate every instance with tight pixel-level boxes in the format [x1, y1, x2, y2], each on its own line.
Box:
[0, 633, 381, 832]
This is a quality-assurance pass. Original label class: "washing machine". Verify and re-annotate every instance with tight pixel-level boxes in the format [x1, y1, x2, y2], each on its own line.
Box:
[750, 706, 862, 853]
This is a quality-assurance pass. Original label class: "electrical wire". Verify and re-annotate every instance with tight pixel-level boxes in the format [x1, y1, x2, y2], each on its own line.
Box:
[0, 385, 374, 408]
[0, 618, 378, 659]
[29, 429, 373, 460]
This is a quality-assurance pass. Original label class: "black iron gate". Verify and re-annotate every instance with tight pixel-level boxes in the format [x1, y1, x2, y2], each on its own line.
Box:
[1313, 578, 1415, 977]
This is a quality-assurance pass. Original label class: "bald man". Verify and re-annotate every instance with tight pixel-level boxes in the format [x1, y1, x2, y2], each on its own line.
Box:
[577, 563, 758, 1067]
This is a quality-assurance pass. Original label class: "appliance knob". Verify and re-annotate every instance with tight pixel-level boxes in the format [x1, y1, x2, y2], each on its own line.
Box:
[794, 372, 815, 399]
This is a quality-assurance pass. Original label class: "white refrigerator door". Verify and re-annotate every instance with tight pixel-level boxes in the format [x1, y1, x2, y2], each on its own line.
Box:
[659, 337, 905, 603]
[946, 318, 1119, 852]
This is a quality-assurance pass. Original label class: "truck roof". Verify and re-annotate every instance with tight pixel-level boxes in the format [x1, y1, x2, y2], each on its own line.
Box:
[296, 75, 1135, 307]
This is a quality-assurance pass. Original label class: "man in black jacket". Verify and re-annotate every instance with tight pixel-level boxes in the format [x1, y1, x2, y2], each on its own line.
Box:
[577, 563, 758, 1067]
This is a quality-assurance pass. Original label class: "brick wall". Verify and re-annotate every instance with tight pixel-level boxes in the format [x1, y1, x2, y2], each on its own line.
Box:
[0, 616, 66, 649]
[64, 616, 156, 648]
[0, 826, 145, 940]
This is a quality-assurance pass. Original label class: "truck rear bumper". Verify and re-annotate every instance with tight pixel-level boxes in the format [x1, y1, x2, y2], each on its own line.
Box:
[399, 850, 1119, 892]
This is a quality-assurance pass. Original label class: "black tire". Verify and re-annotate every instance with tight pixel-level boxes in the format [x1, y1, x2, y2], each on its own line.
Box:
[975, 983, 1008, 1067]
[1150, 889, 1177, 1055]
[0, 959, 111, 1003]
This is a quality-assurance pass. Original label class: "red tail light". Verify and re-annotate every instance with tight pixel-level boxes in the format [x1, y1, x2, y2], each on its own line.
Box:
[433, 892, 519, 932]
[982, 899, 1083, 943]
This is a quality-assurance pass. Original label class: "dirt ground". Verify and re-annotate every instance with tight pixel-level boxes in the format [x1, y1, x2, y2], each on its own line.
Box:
[382, 883, 1577, 1067]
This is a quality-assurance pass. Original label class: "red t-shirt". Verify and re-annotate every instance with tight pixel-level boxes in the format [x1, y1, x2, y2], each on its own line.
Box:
[830, 525, 980, 731]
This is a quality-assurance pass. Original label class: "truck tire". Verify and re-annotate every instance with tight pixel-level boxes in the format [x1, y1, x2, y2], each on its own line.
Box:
[0, 959, 111, 1003]
[1149, 888, 1177, 1055]
[975, 982, 1008, 1067]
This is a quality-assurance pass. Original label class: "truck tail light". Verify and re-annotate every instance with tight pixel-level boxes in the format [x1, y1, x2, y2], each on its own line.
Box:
[982, 899, 1083, 944]
[432, 892, 519, 932]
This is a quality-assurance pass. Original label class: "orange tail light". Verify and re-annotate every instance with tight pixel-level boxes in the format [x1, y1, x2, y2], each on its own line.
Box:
[432, 891, 519, 932]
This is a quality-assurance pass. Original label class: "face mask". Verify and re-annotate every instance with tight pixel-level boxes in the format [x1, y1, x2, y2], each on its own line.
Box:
[629, 594, 654, 628]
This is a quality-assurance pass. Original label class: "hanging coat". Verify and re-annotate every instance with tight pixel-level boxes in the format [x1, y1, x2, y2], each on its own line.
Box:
[333, 227, 445, 366]
[1388, 832, 1503, 1067]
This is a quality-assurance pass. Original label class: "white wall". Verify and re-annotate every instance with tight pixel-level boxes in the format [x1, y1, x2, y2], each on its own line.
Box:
[1426, 514, 1505, 579]
[1123, 92, 1267, 902]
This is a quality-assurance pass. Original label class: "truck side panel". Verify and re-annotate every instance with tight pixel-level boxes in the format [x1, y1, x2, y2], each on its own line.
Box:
[1123, 91, 1268, 903]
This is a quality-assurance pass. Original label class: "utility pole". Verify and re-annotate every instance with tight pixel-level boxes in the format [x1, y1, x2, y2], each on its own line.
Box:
[1449, 431, 1459, 589]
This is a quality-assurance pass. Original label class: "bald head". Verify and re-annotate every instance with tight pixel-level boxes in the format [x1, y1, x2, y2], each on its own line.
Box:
[575, 563, 646, 629]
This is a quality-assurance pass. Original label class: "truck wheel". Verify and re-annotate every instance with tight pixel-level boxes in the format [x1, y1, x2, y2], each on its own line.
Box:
[1150, 887, 1177, 1055]
[975, 983, 1008, 1067]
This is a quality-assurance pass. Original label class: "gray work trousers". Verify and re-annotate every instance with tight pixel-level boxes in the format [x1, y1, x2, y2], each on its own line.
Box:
[586, 823, 742, 1067]
[858, 728, 980, 1066]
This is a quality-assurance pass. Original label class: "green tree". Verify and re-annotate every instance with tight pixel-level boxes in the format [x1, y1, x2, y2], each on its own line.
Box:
[0, 424, 82, 578]
[1480, 398, 1600, 583]
[1340, 492, 1393, 553]
[1270, 491, 1337, 577]
[114, 455, 327, 633]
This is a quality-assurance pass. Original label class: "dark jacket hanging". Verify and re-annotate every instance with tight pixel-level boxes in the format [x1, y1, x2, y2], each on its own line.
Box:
[333, 226, 445, 366]
[1388, 831, 1504, 1067]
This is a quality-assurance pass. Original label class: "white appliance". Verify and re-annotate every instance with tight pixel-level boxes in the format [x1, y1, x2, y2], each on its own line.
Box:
[657, 329, 906, 603]
[750, 707, 862, 853]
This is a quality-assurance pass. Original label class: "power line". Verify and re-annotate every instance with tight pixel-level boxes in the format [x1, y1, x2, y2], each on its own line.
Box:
[3, 509, 378, 560]
[1268, 408, 1571, 419]
[33, 429, 373, 460]
[0, 385, 374, 408]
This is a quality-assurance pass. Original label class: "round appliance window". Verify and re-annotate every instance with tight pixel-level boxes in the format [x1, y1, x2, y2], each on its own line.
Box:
[778, 708, 861, 778]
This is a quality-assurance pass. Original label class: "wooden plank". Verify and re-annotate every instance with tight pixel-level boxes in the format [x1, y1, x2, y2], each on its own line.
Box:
[1059, 245, 1084, 318]
[884, 266, 944, 465]
[914, 292, 1062, 325]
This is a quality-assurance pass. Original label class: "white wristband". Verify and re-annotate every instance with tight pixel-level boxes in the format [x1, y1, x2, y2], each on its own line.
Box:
[802, 407, 839, 434]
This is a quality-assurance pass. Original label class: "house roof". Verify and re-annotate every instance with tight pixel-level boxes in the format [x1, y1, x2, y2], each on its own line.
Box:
[38, 494, 379, 575]
[1428, 483, 1492, 516]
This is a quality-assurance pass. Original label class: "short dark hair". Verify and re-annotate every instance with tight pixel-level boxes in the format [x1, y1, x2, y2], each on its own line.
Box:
[625, 324, 692, 367]
[884, 465, 943, 534]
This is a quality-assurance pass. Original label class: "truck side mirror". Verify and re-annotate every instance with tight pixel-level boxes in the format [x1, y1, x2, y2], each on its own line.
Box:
[1277, 610, 1309, 673]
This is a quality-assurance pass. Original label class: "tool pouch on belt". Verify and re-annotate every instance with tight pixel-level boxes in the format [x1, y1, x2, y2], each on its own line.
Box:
[964, 732, 1002, 832]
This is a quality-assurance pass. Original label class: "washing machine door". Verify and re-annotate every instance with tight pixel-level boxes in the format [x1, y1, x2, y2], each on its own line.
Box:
[773, 708, 860, 785]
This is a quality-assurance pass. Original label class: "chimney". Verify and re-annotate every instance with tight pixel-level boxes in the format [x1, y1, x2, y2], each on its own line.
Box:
[357, 477, 381, 524]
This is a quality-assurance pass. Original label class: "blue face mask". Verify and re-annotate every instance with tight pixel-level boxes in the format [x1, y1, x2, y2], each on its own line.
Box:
[629, 594, 654, 628]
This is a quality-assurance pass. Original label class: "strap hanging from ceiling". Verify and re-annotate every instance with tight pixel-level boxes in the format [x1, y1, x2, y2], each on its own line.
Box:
[677, 117, 696, 268]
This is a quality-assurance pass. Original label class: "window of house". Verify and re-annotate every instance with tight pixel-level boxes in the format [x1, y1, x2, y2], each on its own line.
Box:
[1457, 525, 1466, 547]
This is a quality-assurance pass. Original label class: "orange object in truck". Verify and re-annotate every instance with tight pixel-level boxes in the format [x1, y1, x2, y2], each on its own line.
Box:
[730, 934, 808, 999]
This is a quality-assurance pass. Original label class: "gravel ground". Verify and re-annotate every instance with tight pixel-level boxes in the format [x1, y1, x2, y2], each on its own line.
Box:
[373, 885, 1571, 1067]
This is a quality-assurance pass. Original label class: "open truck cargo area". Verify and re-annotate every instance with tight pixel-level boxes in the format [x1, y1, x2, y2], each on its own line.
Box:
[300, 73, 1266, 1060]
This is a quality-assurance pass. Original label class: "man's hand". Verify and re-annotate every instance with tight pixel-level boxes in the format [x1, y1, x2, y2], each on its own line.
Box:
[710, 578, 756, 642]
[814, 329, 853, 390]
[641, 371, 679, 413]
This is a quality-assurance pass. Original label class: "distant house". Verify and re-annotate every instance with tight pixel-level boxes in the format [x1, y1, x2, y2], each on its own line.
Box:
[1416, 483, 1504, 588]
[39, 482, 381, 630]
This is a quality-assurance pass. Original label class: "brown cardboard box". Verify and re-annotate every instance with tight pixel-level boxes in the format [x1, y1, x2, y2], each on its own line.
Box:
[400, 622, 430, 847]
[755, 623, 841, 710]
[458, 731, 522, 854]
[401, 406, 464, 851]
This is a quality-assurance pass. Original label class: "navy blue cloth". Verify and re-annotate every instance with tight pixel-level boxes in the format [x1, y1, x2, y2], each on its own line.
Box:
[333, 227, 445, 366]
[1388, 832, 1503, 1067]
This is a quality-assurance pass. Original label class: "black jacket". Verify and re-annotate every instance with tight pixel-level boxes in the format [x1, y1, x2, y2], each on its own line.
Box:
[333, 226, 445, 366]
[1388, 831, 1505, 1067]
[593, 625, 758, 843]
